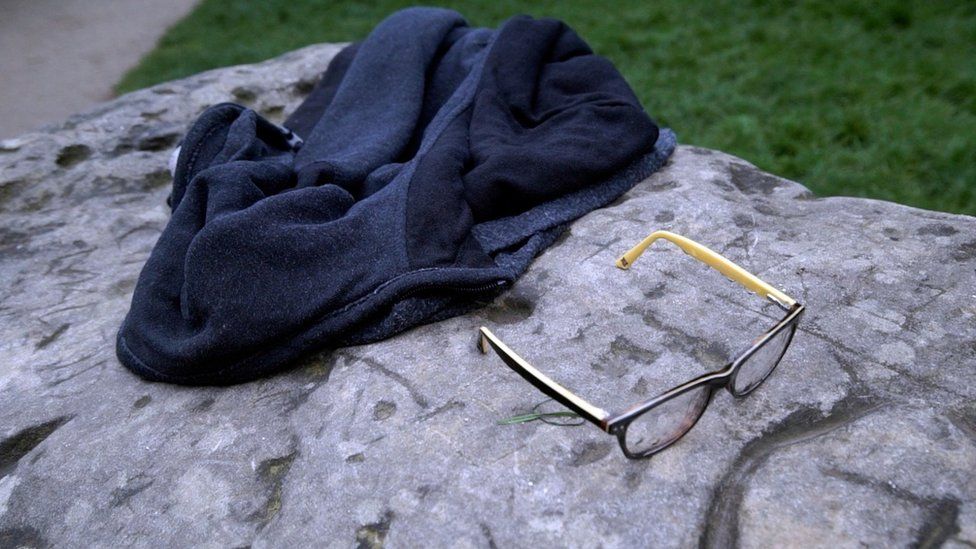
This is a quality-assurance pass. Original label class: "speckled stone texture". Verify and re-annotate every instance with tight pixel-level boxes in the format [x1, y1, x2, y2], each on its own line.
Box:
[1, 44, 974, 548]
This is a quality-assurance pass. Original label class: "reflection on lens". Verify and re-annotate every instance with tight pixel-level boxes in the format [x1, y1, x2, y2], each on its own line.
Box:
[733, 322, 795, 395]
[624, 386, 710, 455]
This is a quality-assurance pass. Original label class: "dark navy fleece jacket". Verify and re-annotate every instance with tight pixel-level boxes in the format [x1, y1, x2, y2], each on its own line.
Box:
[117, 7, 677, 385]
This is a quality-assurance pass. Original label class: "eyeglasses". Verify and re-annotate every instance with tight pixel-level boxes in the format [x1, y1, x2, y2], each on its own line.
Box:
[478, 230, 804, 459]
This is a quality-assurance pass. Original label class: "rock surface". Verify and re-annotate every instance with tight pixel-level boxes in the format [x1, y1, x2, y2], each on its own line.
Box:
[1, 44, 975, 548]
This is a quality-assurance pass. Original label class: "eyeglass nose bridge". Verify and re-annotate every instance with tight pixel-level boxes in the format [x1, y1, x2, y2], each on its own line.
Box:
[719, 365, 745, 397]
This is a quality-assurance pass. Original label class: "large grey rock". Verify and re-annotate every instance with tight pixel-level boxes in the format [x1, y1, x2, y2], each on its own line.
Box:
[1, 44, 974, 548]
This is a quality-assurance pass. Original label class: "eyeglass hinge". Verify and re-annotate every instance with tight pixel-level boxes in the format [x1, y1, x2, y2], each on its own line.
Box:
[767, 293, 790, 311]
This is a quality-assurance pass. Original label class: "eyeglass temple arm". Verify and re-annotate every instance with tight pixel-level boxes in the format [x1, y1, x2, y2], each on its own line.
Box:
[478, 327, 610, 430]
[615, 230, 796, 308]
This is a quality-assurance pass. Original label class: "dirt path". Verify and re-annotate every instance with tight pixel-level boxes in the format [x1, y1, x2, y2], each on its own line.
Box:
[0, 0, 199, 139]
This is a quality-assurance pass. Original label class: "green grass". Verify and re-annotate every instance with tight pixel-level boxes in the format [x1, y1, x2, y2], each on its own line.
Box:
[118, 0, 976, 216]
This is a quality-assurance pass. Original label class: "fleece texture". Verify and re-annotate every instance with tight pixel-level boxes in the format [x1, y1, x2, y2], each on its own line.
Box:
[117, 7, 677, 385]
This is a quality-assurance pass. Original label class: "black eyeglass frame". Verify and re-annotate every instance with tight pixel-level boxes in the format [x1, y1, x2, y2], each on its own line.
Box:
[477, 229, 805, 459]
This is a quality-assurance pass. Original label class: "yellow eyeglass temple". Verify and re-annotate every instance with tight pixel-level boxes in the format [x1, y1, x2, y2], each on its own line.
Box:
[615, 230, 796, 308]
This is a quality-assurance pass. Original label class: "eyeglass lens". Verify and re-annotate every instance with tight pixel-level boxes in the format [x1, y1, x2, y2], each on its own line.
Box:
[623, 385, 711, 456]
[732, 320, 797, 395]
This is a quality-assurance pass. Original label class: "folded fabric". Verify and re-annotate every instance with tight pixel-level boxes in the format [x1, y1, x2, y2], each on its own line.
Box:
[117, 7, 677, 385]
